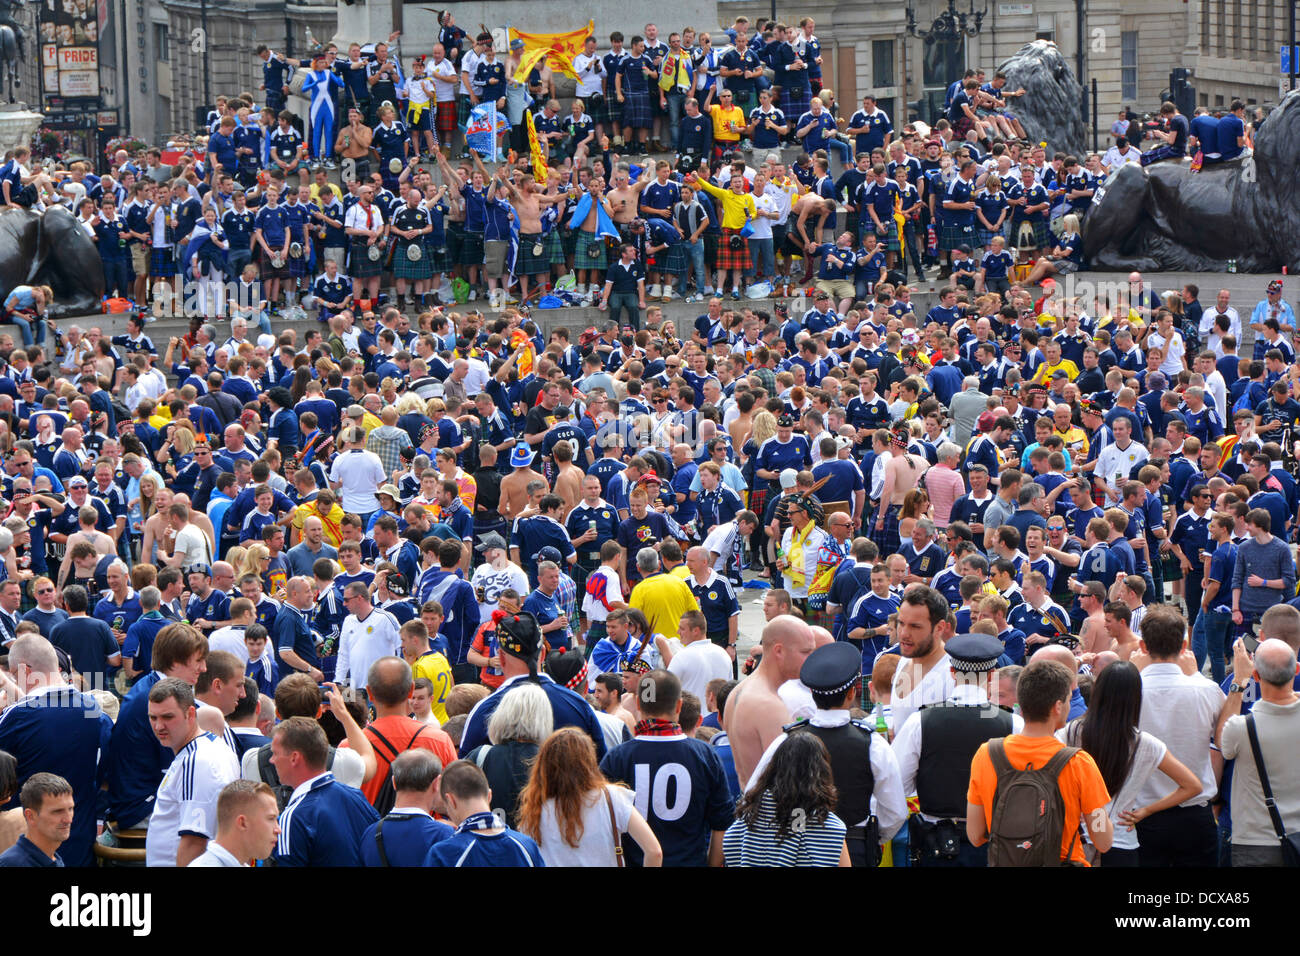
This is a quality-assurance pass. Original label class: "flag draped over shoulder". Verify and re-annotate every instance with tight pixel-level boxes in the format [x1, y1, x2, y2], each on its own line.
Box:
[508, 21, 594, 82]
[525, 110, 548, 184]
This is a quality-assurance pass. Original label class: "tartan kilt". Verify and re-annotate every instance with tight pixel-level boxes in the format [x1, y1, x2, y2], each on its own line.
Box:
[457, 94, 473, 131]
[717, 227, 749, 271]
[663, 243, 690, 277]
[288, 248, 309, 278]
[871, 503, 902, 556]
[588, 92, 615, 127]
[807, 605, 835, 633]
[516, 233, 550, 275]
[460, 230, 485, 266]
[393, 242, 433, 279]
[435, 99, 458, 136]
[574, 232, 608, 270]
[150, 247, 177, 277]
[1012, 218, 1050, 249]
[953, 114, 975, 139]
[445, 221, 465, 265]
[780, 84, 811, 119]
[545, 228, 567, 266]
[885, 230, 901, 252]
[258, 247, 291, 279]
[939, 221, 976, 251]
[622, 90, 653, 129]
[978, 227, 1004, 248]
[750, 487, 768, 524]
[350, 239, 384, 277]
[422, 239, 451, 273]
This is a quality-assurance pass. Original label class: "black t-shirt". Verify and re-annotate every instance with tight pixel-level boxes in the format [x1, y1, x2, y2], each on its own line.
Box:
[1168, 114, 1190, 154]
[49, 617, 119, 689]
[525, 403, 559, 436]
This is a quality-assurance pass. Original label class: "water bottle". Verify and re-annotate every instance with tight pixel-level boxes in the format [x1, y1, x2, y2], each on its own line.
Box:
[1228, 259, 1237, 274]
[874, 702, 889, 736]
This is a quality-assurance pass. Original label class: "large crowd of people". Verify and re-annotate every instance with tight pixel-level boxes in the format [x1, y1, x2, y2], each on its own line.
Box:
[0, 11, 1293, 872]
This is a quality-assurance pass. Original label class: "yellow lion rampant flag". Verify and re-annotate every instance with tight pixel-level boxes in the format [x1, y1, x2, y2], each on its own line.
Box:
[525, 110, 548, 185]
[509, 21, 593, 83]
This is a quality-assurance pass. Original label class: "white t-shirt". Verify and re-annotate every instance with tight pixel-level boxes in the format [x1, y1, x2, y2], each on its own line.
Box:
[329, 448, 388, 513]
[668, 638, 734, 704]
[470, 562, 530, 620]
[573, 52, 604, 98]
[407, 75, 433, 107]
[336, 608, 402, 689]
[459, 48, 483, 97]
[535, 784, 635, 867]
[1060, 723, 1166, 851]
[1094, 441, 1149, 504]
[429, 58, 459, 101]
[173, 523, 211, 568]
[146, 732, 240, 867]
[750, 192, 776, 240]
[581, 565, 624, 622]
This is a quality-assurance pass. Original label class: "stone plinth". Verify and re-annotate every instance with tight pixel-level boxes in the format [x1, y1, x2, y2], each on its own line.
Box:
[0, 106, 42, 158]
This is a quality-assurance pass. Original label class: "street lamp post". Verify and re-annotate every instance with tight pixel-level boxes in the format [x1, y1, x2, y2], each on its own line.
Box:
[905, 0, 989, 42]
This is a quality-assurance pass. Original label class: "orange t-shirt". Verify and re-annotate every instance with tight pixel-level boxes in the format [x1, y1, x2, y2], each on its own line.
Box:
[348, 715, 459, 804]
[966, 733, 1111, 866]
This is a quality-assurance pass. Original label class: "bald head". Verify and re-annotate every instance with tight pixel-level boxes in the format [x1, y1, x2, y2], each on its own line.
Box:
[1034, 645, 1079, 686]
[810, 626, 834, 647]
[1254, 638, 1300, 688]
[760, 614, 817, 682]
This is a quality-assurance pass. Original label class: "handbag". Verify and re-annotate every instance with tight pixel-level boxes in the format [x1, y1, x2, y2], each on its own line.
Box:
[601, 786, 624, 867]
[1244, 713, 1300, 866]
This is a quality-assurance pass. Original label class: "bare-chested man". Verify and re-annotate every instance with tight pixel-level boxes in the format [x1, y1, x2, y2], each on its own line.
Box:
[593, 671, 637, 734]
[1102, 600, 1140, 660]
[501, 168, 568, 304]
[790, 191, 831, 282]
[1077, 580, 1109, 654]
[723, 613, 816, 787]
[550, 442, 585, 513]
[499, 447, 541, 524]
[874, 425, 926, 557]
[574, 174, 616, 296]
[606, 163, 651, 231]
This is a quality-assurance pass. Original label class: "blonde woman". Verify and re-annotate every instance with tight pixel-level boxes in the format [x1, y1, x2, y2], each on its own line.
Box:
[239, 543, 272, 591]
[1025, 213, 1084, 284]
[743, 409, 778, 522]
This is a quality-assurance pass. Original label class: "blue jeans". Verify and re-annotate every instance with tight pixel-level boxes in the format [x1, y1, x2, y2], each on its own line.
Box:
[4, 313, 45, 347]
[1192, 608, 1234, 683]
[824, 136, 853, 167]
[748, 236, 774, 281]
[676, 238, 708, 296]
[665, 91, 686, 150]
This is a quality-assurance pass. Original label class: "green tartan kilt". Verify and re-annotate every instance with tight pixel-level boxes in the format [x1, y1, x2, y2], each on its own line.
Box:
[574, 232, 608, 270]
[392, 243, 433, 279]
[516, 233, 550, 275]
[545, 228, 567, 266]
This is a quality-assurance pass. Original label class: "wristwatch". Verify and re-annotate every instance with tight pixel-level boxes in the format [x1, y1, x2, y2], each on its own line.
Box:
[1228, 682, 1245, 695]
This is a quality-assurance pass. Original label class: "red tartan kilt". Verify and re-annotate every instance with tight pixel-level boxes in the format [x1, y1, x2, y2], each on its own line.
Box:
[435, 99, 458, 135]
[717, 227, 749, 271]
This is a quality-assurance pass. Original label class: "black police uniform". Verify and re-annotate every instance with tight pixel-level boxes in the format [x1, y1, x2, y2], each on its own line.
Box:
[910, 633, 1013, 867]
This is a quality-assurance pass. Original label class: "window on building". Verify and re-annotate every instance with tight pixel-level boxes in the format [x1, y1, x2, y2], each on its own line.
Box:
[1199, 92, 1209, 107]
[154, 23, 170, 63]
[1216, 0, 1226, 57]
[1036, 13, 1054, 42]
[1231, 0, 1242, 53]
[872, 40, 894, 88]
[1121, 31, 1138, 102]
[1215, 94, 1225, 107]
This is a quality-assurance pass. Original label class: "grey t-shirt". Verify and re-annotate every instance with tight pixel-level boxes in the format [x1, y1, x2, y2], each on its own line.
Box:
[1221, 697, 1300, 846]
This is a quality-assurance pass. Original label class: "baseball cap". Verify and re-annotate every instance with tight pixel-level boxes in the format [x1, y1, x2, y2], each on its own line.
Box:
[977, 411, 996, 432]
[67, 476, 88, 488]
[779, 468, 798, 489]
[386, 573, 410, 597]
[535, 546, 564, 564]
[475, 531, 507, 553]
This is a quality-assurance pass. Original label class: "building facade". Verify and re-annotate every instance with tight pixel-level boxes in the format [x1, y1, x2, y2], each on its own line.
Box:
[712, 0, 1267, 152]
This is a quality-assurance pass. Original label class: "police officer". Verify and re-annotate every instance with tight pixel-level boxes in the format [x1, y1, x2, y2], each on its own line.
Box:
[747, 642, 907, 866]
[891, 633, 1024, 866]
